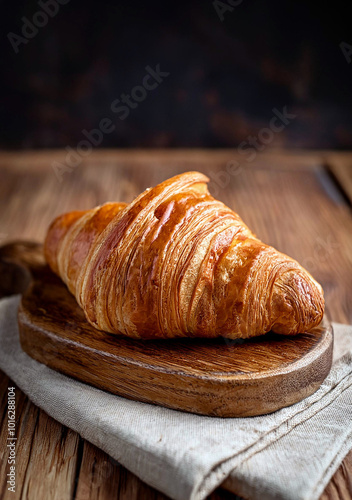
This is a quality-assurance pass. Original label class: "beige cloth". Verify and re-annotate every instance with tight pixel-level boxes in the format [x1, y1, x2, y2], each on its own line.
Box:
[0, 295, 352, 500]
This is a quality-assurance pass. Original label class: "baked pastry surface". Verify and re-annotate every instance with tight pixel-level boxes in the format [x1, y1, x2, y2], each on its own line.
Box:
[44, 171, 324, 339]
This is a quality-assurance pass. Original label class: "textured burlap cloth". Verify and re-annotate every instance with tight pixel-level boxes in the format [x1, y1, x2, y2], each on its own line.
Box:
[1, 295, 352, 500]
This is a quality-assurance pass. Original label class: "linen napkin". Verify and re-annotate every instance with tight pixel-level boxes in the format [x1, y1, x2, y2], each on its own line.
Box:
[0, 294, 352, 500]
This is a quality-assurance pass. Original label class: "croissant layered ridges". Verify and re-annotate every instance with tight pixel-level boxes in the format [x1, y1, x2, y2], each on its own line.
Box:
[44, 171, 324, 339]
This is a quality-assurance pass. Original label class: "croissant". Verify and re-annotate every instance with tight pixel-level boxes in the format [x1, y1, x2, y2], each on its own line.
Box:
[44, 171, 324, 339]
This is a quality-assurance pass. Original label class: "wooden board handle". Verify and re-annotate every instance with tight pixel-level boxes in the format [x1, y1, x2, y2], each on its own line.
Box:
[0, 241, 44, 298]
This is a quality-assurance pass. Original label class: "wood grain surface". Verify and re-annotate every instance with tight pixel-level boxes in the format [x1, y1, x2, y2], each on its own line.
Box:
[0, 150, 351, 499]
[0, 242, 332, 418]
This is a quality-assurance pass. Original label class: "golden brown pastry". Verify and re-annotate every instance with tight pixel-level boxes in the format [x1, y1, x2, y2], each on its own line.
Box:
[44, 171, 324, 339]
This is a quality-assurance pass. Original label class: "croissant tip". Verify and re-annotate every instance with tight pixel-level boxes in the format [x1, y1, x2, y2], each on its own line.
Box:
[270, 271, 325, 335]
[44, 210, 87, 275]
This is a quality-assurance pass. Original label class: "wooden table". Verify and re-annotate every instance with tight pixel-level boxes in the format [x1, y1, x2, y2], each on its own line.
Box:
[0, 150, 351, 500]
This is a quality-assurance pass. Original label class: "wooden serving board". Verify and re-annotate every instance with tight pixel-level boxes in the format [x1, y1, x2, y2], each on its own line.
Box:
[0, 241, 333, 417]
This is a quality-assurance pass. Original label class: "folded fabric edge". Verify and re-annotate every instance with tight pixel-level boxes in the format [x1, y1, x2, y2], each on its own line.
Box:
[310, 429, 352, 499]
[190, 352, 352, 500]
[219, 427, 352, 500]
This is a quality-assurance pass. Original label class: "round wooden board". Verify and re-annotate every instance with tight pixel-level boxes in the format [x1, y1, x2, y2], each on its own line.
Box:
[1, 242, 333, 417]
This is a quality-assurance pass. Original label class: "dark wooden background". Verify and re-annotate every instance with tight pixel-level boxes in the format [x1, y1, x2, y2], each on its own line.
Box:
[2, 1, 352, 150]
[0, 150, 351, 499]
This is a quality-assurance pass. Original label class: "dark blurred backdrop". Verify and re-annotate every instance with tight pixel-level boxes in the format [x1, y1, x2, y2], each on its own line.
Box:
[1, 0, 352, 149]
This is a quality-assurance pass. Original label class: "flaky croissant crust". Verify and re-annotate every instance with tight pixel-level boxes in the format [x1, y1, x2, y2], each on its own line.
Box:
[44, 171, 324, 339]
